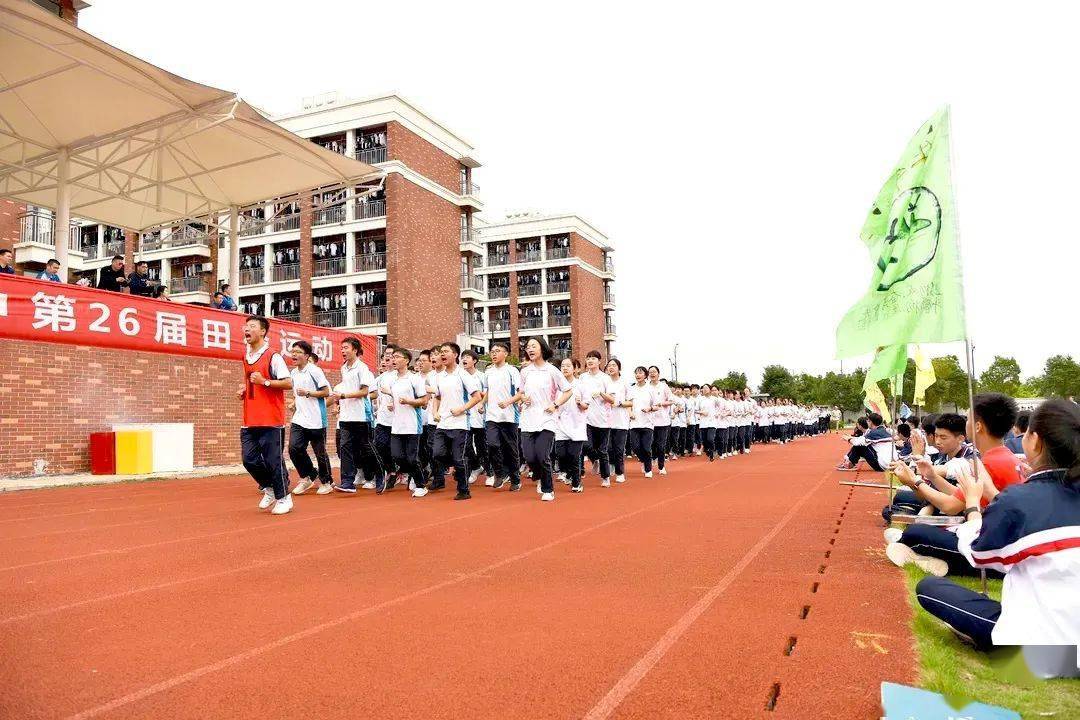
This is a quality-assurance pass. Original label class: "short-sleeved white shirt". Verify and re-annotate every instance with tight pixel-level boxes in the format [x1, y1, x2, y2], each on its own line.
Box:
[464, 369, 486, 429]
[374, 371, 395, 427]
[555, 379, 589, 441]
[389, 371, 428, 435]
[698, 396, 716, 428]
[648, 381, 672, 427]
[671, 396, 687, 427]
[290, 364, 330, 430]
[421, 369, 438, 426]
[579, 369, 615, 428]
[519, 362, 571, 433]
[685, 396, 699, 425]
[608, 378, 630, 430]
[336, 359, 375, 423]
[434, 366, 482, 431]
[484, 363, 522, 425]
[628, 382, 654, 430]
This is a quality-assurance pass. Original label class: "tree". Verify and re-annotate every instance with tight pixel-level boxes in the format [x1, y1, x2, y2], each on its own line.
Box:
[923, 355, 972, 412]
[711, 371, 748, 392]
[759, 365, 795, 399]
[1034, 354, 1080, 398]
[979, 356, 1022, 397]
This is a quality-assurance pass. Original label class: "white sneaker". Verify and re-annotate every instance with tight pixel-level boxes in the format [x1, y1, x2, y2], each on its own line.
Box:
[601, 478, 611, 488]
[271, 495, 293, 515]
[292, 478, 314, 495]
[615, 474, 626, 484]
[644, 471, 653, 478]
[315, 483, 333, 495]
[412, 487, 428, 498]
[484, 475, 495, 487]
[469, 469, 481, 485]
[258, 488, 275, 509]
[361, 481, 376, 490]
[571, 485, 583, 493]
[883, 527, 903, 544]
[659, 468, 668, 476]
[557, 472, 567, 483]
[885, 542, 948, 577]
[540, 492, 555, 502]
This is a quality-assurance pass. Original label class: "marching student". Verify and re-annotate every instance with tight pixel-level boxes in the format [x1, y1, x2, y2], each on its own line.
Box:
[742, 389, 757, 453]
[512, 337, 573, 502]
[579, 350, 616, 486]
[554, 357, 590, 493]
[331, 337, 384, 494]
[684, 385, 701, 456]
[669, 388, 686, 459]
[716, 389, 732, 458]
[647, 366, 674, 475]
[460, 349, 489, 485]
[385, 347, 430, 497]
[605, 358, 631, 484]
[373, 345, 397, 492]
[429, 342, 484, 500]
[237, 315, 293, 515]
[482, 342, 522, 490]
[416, 349, 438, 479]
[698, 385, 717, 461]
[628, 366, 656, 476]
[287, 340, 334, 497]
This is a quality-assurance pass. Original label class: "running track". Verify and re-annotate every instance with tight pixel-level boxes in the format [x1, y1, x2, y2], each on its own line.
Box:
[0, 435, 914, 719]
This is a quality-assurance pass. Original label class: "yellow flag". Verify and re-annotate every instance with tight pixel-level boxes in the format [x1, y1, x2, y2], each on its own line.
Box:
[864, 382, 892, 424]
[913, 345, 936, 405]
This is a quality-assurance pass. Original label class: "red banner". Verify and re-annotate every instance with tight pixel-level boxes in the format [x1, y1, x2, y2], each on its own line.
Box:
[0, 274, 377, 369]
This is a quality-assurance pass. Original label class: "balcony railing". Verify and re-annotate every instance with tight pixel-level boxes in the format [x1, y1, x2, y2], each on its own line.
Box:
[273, 215, 301, 233]
[547, 281, 569, 294]
[172, 276, 210, 294]
[460, 180, 480, 195]
[465, 320, 485, 336]
[18, 211, 80, 251]
[605, 322, 616, 335]
[488, 286, 510, 300]
[313, 205, 346, 226]
[314, 309, 347, 328]
[604, 288, 615, 303]
[550, 315, 571, 327]
[83, 244, 100, 260]
[357, 147, 387, 164]
[461, 274, 484, 292]
[355, 199, 386, 220]
[239, 218, 264, 237]
[274, 313, 300, 322]
[519, 249, 541, 263]
[240, 267, 264, 286]
[548, 246, 570, 260]
[355, 305, 387, 326]
[271, 263, 300, 282]
[487, 253, 509, 266]
[489, 318, 512, 332]
[518, 283, 542, 297]
[141, 234, 163, 251]
[519, 316, 543, 330]
[354, 252, 387, 273]
[105, 240, 125, 258]
[161, 227, 210, 249]
[314, 257, 346, 277]
[604, 257, 614, 273]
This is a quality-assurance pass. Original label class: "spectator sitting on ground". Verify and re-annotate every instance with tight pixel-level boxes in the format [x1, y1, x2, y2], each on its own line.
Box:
[914, 398, 1080, 649]
[852, 416, 869, 438]
[882, 412, 975, 522]
[896, 422, 913, 457]
[36, 258, 61, 282]
[884, 393, 1024, 577]
[837, 412, 892, 471]
[1004, 410, 1029, 455]
[97, 255, 128, 292]
[127, 261, 154, 297]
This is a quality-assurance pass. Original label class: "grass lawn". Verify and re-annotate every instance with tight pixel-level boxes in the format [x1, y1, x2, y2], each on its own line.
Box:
[902, 566, 1080, 718]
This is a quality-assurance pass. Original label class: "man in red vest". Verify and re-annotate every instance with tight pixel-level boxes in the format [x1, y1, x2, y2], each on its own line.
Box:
[237, 315, 293, 514]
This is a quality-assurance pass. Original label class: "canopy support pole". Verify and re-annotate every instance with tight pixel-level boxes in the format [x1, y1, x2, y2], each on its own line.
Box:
[55, 147, 70, 279]
[228, 205, 239, 303]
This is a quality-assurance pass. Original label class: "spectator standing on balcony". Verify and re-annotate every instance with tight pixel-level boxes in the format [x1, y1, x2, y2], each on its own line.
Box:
[237, 315, 293, 515]
[36, 258, 61, 282]
[127, 261, 153, 297]
[0, 248, 14, 274]
[97, 255, 128, 292]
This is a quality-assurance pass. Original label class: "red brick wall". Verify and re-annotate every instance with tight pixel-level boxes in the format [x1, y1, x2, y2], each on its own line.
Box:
[385, 174, 461, 349]
[569, 232, 603, 270]
[570, 266, 605, 360]
[387, 121, 461, 196]
[0, 339, 344, 477]
[0, 199, 21, 249]
[299, 194, 314, 324]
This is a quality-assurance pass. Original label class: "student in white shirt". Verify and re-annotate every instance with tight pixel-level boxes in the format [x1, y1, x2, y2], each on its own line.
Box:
[372, 346, 397, 492]
[329, 337, 384, 494]
[669, 389, 686, 459]
[287, 341, 333, 496]
[605, 358, 632, 484]
[579, 349, 616, 485]
[430, 342, 484, 500]
[647, 366, 675, 475]
[698, 386, 717, 461]
[509, 337, 573, 502]
[384, 348, 431, 497]
[684, 385, 701, 456]
[416, 349, 438, 479]
[460, 350, 490, 486]
[628, 366, 656, 476]
[555, 357, 590, 492]
[483, 342, 522, 490]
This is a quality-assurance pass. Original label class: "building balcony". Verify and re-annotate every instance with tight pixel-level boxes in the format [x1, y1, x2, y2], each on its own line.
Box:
[518, 283, 542, 298]
[272, 215, 301, 233]
[357, 146, 387, 165]
[354, 198, 386, 220]
[519, 316, 543, 330]
[239, 218, 264, 237]
[459, 232, 483, 255]
[466, 319, 485, 336]
[487, 253, 509, 267]
[355, 305, 387, 326]
[604, 322, 617, 339]
[274, 313, 300, 323]
[460, 179, 480, 196]
[460, 274, 485, 301]
[354, 252, 387, 273]
[313, 205, 346, 226]
[171, 275, 212, 295]
[488, 318, 512, 333]
[488, 286, 510, 300]
[604, 257, 615, 274]
[271, 263, 300, 282]
[17, 211, 80, 252]
[314, 256, 347, 277]
[240, 267, 265, 287]
[550, 315, 571, 327]
[548, 246, 570, 260]
[82, 244, 100, 260]
[547, 281, 569, 294]
[314, 309, 348, 328]
[519, 249, 541, 263]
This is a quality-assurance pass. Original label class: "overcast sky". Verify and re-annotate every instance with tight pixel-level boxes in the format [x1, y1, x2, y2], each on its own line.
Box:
[81, 1, 1080, 386]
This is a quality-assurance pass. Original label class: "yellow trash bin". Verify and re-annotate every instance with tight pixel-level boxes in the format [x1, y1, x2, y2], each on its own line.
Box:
[115, 430, 153, 475]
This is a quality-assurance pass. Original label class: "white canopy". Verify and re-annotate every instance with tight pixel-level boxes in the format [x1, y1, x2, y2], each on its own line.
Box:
[0, 0, 381, 238]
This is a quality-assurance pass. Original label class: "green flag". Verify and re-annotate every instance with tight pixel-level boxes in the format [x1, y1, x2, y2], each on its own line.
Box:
[836, 107, 966, 358]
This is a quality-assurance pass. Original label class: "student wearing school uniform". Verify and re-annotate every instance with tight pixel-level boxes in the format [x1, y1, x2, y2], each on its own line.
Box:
[685, 385, 701, 456]
[668, 389, 686, 459]
[697, 386, 717, 461]
[460, 349, 489, 485]
[579, 350, 616, 486]
[372, 346, 398, 492]
[743, 389, 758, 452]
[628, 366, 657, 476]
[429, 342, 484, 500]
[647, 366, 674, 475]
[287, 341, 334, 496]
[605, 358, 631, 485]
[330, 337, 384, 494]
[714, 390, 731, 459]
[416, 349, 438, 480]
[510, 337, 573, 502]
[482, 342, 522, 490]
[555, 358, 590, 493]
[381, 348, 430, 497]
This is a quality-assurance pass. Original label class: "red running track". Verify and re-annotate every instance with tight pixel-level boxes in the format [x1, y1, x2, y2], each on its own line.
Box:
[0, 435, 914, 719]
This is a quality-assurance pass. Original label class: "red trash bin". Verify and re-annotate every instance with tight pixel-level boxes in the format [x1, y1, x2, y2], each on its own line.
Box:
[89, 431, 116, 475]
